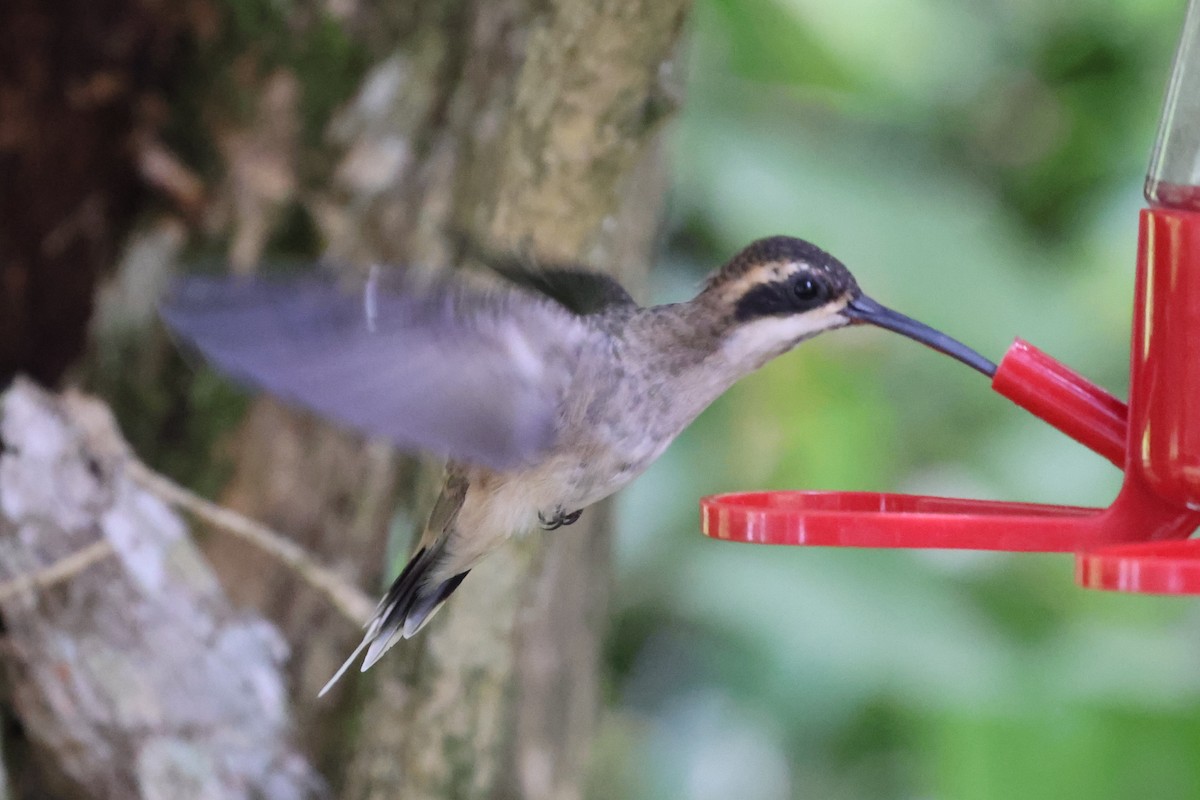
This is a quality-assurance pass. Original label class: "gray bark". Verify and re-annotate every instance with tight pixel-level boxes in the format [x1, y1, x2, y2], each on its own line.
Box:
[0, 379, 321, 800]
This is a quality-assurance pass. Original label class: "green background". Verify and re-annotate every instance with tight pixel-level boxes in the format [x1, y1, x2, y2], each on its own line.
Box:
[599, 1, 1200, 798]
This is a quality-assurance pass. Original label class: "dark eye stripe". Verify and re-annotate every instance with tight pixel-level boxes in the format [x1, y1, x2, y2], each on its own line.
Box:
[734, 282, 791, 321]
[734, 275, 833, 321]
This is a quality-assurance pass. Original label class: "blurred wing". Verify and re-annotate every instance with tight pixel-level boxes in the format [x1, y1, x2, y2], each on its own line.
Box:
[161, 272, 587, 469]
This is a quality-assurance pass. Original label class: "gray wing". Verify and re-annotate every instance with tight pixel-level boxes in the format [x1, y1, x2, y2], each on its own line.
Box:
[161, 271, 588, 469]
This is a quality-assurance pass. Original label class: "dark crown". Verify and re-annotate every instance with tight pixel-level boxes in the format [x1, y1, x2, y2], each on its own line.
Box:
[707, 236, 856, 292]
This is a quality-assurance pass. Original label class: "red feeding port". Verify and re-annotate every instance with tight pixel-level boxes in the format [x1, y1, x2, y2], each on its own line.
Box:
[701, 1, 1200, 594]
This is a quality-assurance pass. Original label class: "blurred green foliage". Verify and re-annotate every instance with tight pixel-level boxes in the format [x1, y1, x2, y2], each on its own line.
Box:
[601, 1, 1200, 798]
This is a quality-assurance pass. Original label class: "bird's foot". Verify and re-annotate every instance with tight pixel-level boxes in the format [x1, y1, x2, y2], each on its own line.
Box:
[538, 508, 583, 530]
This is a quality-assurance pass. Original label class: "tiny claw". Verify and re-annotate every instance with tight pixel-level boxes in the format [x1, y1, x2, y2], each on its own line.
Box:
[538, 508, 583, 530]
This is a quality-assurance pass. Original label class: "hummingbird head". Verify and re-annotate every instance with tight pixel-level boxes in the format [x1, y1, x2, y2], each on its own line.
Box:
[705, 236, 995, 376]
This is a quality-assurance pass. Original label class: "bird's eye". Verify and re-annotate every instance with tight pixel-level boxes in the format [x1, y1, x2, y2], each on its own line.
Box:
[793, 276, 822, 302]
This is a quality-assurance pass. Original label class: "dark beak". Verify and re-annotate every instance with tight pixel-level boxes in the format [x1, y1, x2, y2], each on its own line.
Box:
[844, 295, 996, 378]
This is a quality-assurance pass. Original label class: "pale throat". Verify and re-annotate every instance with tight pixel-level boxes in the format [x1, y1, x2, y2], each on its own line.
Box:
[720, 306, 849, 367]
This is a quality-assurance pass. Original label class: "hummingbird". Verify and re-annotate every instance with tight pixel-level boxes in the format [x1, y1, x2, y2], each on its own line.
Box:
[161, 235, 995, 694]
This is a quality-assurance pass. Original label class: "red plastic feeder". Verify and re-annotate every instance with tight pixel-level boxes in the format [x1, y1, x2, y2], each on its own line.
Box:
[702, 3, 1200, 595]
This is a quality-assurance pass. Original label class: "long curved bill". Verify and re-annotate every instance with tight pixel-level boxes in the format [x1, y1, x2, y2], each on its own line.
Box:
[844, 295, 996, 378]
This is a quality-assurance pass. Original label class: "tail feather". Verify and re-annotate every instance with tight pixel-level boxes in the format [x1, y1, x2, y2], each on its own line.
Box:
[403, 570, 468, 638]
[318, 545, 470, 696]
[361, 570, 468, 670]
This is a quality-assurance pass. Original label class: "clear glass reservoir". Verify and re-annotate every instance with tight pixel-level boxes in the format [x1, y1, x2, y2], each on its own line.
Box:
[1146, 0, 1200, 210]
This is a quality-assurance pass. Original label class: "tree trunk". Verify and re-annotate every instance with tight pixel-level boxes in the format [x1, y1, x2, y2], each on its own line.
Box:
[1, 0, 690, 796]
[209, 2, 689, 797]
[0, 0, 188, 386]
